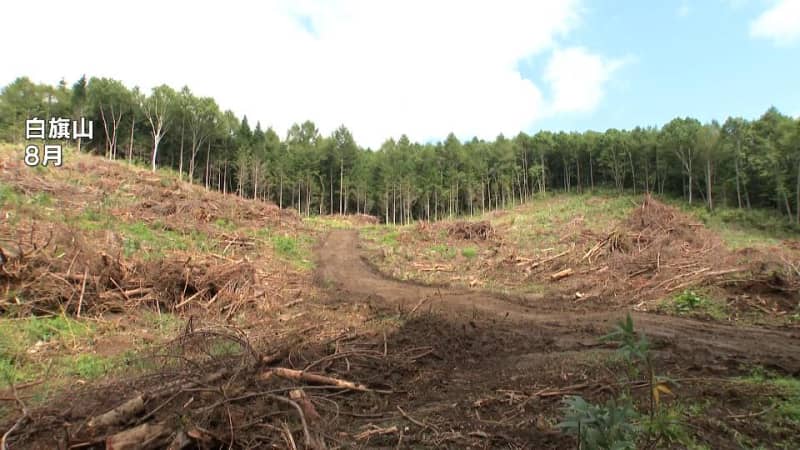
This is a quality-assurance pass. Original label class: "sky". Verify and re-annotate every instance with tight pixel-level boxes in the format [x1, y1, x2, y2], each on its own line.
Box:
[1, 0, 798, 148]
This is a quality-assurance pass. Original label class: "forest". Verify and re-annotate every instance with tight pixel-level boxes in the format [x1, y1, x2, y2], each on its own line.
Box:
[1, 76, 799, 224]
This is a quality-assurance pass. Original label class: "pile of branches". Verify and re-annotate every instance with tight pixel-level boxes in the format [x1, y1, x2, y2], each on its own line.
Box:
[0, 224, 261, 318]
[502, 195, 800, 307]
[1, 325, 428, 449]
[447, 220, 495, 241]
[582, 195, 800, 303]
[130, 183, 299, 229]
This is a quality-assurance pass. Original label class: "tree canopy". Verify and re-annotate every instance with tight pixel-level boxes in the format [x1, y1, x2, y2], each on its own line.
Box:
[2, 76, 799, 224]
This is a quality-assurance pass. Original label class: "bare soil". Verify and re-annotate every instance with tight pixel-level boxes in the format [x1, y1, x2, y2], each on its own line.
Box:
[5, 228, 800, 449]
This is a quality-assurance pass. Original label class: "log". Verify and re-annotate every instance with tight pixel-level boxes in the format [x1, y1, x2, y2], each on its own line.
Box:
[265, 367, 371, 392]
[87, 395, 146, 429]
[106, 422, 171, 450]
[529, 248, 571, 270]
[550, 268, 574, 281]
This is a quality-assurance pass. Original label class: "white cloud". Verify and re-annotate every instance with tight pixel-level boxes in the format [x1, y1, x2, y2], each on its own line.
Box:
[544, 47, 625, 114]
[750, 0, 800, 46]
[0, 0, 622, 147]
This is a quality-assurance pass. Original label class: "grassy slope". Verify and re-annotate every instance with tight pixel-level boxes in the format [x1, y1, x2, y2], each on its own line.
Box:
[0, 143, 315, 415]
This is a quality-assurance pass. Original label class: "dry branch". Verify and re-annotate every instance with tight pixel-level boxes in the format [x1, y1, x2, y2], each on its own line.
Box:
[264, 368, 372, 392]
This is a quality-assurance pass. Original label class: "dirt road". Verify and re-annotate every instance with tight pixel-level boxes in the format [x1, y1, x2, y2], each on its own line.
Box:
[318, 229, 800, 374]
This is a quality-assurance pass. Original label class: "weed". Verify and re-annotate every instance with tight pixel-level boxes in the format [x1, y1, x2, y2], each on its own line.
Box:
[379, 231, 399, 247]
[674, 290, 704, 313]
[461, 247, 478, 258]
[22, 316, 91, 342]
[558, 395, 639, 450]
[661, 290, 728, 320]
[601, 313, 650, 366]
[214, 217, 236, 231]
[0, 185, 22, 207]
[271, 234, 313, 269]
[430, 244, 456, 259]
[560, 315, 688, 448]
[70, 354, 110, 379]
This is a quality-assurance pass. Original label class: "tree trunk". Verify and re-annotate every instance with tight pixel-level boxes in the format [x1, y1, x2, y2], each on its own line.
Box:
[127, 116, 135, 163]
[796, 158, 800, 224]
[735, 157, 742, 209]
[706, 157, 713, 211]
[204, 141, 211, 189]
[179, 119, 185, 180]
[628, 151, 636, 195]
[151, 135, 161, 172]
[540, 152, 546, 194]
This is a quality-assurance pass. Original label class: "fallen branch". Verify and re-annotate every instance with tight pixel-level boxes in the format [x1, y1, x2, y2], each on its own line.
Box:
[550, 268, 574, 281]
[264, 367, 373, 392]
[87, 395, 146, 429]
[105, 421, 171, 450]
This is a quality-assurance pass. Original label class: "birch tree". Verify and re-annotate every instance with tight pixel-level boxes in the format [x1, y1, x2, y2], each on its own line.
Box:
[142, 85, 174, 172]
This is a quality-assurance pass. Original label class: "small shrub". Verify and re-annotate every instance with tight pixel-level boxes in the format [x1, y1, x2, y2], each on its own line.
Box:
[558, 395, 639, 450]
[601, 313, 650, 365]
[461, 247, 478, 258]
[674, 290, 704, 313]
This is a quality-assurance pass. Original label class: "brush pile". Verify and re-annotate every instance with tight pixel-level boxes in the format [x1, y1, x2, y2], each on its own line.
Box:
[447, 220, 495, 240]
[2, 322, 427, 449]
[507, 195, 800, 307]
[0, 223, 271, 318]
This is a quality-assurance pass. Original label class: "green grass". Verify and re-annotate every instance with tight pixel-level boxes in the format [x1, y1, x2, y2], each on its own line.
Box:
[270, 234, 314, 270]
[0, 316, 96, 386]
[672, 200, 798, 249]
[461, 246, 478, 258]
[0, 184, 22, 207]
[214, 217, 237, 231]
[379, 230, 400, 247]
[304, 216, 354, 230]
[70, 354, 112, 379]
[497, 192, 638, 249]
[72, 210, 213, 257]
[733, 371, 800, 445]
[429, 244, 456, 259]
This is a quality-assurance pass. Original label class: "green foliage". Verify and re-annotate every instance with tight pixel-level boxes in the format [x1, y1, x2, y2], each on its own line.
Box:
[738, 371, 800, 432]
[461, 247, 478, 258]
[430, 244, 456, 259]
[661, 290, 728, 320]
[640, 406, 691, 447]
[674, 290, 704, 313]
[214, 217, 236, 231]
[22, 316, 91, 342]
[558, 395, 639, 450]
[601, 313, 650, 364]
[70, 354, 110, 379]
[379, 231, 399, 247]
[270, 234, 313, 269]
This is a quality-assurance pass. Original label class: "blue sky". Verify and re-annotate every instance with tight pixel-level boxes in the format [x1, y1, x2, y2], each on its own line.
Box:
[1, 0, 798, 147]
[533, 0, 800, 133]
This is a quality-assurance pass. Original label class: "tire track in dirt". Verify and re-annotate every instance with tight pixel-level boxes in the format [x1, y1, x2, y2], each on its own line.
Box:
[317, 229, 800, 373]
